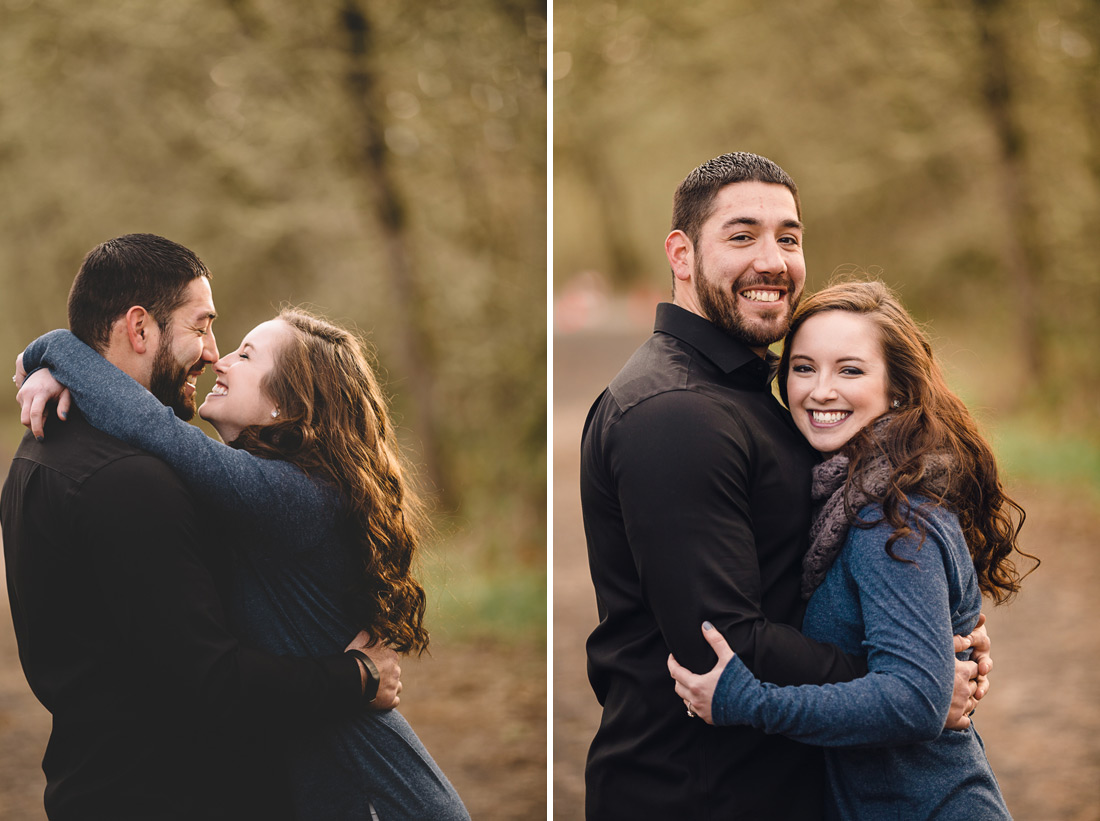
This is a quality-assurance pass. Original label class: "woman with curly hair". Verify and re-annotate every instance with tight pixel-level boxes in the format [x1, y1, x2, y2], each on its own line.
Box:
[19, 308, 468, 821]
[669, 280, 1035, 819]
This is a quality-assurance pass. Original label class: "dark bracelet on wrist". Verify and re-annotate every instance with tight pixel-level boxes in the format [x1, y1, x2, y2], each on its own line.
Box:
[345, 648, 381, 702]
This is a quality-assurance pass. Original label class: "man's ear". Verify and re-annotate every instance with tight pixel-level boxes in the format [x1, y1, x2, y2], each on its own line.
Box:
[665, 230, 694, 286]
[123, 307, 155, 354]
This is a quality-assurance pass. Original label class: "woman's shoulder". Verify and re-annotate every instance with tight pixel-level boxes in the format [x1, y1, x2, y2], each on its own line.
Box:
[846, 498, 964, 563]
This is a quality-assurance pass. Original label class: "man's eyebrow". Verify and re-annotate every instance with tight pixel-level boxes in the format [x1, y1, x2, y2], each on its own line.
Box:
[719, 217, 803, 231]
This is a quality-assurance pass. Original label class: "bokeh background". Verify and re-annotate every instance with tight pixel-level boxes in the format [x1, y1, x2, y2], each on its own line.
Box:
[0, 2, 547, 819]
[553, 1, 1100, 819]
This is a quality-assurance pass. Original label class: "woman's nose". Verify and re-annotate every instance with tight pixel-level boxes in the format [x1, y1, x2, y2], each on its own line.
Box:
[809, 376, 837, 402]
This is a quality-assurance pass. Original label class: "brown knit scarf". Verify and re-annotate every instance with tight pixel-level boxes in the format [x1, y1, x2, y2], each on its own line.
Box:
[802, 449, 952, 600]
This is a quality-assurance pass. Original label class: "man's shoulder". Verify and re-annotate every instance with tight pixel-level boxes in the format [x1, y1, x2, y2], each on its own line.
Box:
[10, 413, 184, 493]
[601, 331, 772, 425]
[606, 333, 711, 412]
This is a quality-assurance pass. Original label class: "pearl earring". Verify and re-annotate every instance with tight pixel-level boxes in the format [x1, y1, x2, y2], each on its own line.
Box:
[271, 409, 280, 418]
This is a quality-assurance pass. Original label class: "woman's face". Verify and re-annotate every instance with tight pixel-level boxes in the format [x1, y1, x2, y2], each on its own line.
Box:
[199, 319, 294, 443]
[785, 310, 891, 454]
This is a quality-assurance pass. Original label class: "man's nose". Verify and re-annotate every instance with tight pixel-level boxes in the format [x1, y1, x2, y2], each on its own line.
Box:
[752, 238, 787, 274]
[203, 329, 219, 363]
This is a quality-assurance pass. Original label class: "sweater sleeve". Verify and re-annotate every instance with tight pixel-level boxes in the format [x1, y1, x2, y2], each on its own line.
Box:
[22, 329, 329, 532]
[711, 510, 968, 747]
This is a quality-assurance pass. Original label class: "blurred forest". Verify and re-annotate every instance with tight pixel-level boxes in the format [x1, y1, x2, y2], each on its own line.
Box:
[0, 0, 547, 610]
[554, 0, 1100, 431]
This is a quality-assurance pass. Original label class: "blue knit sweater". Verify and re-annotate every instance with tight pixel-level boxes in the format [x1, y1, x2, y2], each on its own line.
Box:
[24, 330, 469, 821]
[712, 501, 1011, 820]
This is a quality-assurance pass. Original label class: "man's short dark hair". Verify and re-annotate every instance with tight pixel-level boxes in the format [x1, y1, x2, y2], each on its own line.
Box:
[67, 234, 212, 353]
[671, 152, 801, 246]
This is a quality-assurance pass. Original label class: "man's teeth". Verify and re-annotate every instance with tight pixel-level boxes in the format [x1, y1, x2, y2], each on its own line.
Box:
[209, 384, 228, 396]
[742, 289, 781, 303]
[812, 410, 850, 424]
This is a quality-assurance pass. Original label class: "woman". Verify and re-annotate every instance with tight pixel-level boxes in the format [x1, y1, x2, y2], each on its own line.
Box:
[669, 280, 1034, 819]
[19, 309, 469, 821]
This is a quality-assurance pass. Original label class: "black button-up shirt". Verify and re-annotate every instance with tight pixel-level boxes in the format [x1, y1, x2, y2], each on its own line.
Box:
[1, 411, 365, 820]
[581, 303, 866, 820]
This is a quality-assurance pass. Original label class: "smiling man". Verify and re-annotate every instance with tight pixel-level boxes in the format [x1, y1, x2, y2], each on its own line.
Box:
[1, 234, 397, 820]
[579, 153, 984, 819]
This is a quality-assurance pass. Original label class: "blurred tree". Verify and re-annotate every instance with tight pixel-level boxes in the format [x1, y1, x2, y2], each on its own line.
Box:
[972, 0, 1043, 398]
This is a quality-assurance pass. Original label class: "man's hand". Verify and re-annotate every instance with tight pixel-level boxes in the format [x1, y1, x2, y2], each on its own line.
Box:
[667, 622, 734, 725]
[16, 361, 71, 441]
[945, 613, 993, 730]
[346, 630, 401, 710]
[961, 613, 992, 700]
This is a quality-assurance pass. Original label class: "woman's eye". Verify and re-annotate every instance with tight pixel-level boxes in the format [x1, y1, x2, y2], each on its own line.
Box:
[239, 353, 249, 360]
[791, 364, 813, 374]
[840, 367, 863, 376]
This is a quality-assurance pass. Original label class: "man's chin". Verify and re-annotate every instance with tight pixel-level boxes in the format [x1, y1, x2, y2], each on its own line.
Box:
[171, 397, 197, 421]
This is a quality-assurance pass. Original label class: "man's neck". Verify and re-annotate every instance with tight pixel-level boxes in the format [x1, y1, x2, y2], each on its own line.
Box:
[101, 336, 154, 390]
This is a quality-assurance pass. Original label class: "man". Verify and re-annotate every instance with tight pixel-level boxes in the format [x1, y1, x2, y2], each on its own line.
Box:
[2, 234, 398, 820]
[580, 154, 988, 819]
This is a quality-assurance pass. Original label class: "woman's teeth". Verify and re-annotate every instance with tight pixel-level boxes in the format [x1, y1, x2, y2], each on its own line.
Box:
[811, 410, 850, 425]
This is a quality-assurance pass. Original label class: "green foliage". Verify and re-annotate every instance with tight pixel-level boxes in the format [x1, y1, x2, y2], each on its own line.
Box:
[420, 547, 547, 645]
[992, 417, 1100, 495]
[0, 0, 547, 569]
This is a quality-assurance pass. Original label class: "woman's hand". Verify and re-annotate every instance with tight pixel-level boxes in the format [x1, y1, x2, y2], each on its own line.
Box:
[667, 621, 735, 725]
[15, 357, 71, 441]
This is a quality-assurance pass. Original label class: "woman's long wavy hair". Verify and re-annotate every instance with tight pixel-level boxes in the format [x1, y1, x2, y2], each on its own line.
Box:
[232, 308, 429, 653]
[778, 279, 1036, 604]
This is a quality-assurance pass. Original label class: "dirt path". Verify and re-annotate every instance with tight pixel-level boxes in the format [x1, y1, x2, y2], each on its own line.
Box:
[0, 572, 546, 821]
[553, 329, 1100, 821]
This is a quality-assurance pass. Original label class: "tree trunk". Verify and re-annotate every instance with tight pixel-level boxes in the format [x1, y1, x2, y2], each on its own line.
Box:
[339, 0, 451, 504]
[972, 0, 1044, 397]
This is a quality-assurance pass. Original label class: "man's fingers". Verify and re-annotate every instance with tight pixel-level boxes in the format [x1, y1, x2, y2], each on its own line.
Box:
[953, 633, 971, 653]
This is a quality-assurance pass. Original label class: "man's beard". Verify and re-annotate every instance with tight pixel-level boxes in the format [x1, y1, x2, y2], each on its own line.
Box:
[148, 331, 197, 421]
[694, 255, 799, 348]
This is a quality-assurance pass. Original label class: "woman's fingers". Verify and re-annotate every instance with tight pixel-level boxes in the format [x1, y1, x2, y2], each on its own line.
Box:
[701, 621, 734, 663]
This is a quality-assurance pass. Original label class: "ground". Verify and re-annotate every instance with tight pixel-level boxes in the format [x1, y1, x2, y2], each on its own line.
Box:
[553, 329, 1100, 821]
[0, 572, 546, 821]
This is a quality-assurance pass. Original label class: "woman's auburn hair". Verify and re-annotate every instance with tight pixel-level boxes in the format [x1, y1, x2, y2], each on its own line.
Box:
[778, 278, 1037, 604]
[232, 308, 429, 654]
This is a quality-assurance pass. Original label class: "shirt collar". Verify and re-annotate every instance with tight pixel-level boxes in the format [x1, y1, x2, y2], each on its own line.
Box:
[654, 302, 778, 386]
